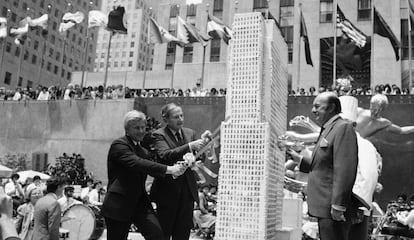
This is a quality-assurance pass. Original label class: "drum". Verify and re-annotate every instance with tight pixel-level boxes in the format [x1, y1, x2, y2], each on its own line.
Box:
[62, 204, 105, 240]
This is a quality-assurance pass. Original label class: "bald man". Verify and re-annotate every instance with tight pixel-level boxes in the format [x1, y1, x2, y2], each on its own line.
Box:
[298, 92, 359, 240]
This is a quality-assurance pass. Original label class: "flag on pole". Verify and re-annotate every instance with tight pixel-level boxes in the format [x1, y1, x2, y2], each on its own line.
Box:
[186, 0, 203, 4]
[28, 14, 48, 29]
[337, 6, 367, 48]
[107, 6, 127, 34]
[300, 10, 313, 66]
[59, 11, 85, 33]
[88, 10, 108, 28]
[0, 18, 7, 39]
[207, 14, 232, 44]
[374, 7, 401, 60]
[177, 16, 211, 46]
[149, 18, 185, 46]
[408, 0, 414, 31]
[10, 18, 29, 45]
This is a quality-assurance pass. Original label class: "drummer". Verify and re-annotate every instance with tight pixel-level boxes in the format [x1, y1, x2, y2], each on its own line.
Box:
[58, 186, 82, 213]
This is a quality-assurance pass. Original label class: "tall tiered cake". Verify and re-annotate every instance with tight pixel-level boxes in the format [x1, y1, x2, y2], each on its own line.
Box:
[215, 13, 288, 240]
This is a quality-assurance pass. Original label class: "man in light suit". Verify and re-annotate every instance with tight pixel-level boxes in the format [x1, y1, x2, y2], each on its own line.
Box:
[151, 103, 206, 240]
[101, 110, 187, 240]
[297, 92, 359, 240]
[33, 177, 65, 240]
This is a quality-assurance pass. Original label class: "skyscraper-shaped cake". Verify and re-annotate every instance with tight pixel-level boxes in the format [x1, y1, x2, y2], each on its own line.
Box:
[215, 12, 288, 240]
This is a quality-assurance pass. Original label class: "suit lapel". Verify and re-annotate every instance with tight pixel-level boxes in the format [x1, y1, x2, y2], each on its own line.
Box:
[310, 117, 340, 167]
[164, 127, 180, 148]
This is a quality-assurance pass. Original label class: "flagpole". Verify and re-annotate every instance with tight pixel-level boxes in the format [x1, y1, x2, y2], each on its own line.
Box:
[143, 15, 151, 89]
[409, 0, 413, 92]
[103, 31, 113, 89]
[201, 4, 210, 89]
[0, 39, 6, 79]
[171, 51, 175, 89]
[333, 0, 338, 89]
[37, 42, 46, 86]
[297, 3, 302, 92]
[16, 44, 25, 86]
[60, 38, 67, 87]
[371, 1, 375, 89]
[81, 2, 93, 88]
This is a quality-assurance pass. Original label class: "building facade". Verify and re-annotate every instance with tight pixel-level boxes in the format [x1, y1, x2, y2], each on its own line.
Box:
[0, 0, 100, 89]
[73, 0, 411, 91]
[93, 0, 155, 74]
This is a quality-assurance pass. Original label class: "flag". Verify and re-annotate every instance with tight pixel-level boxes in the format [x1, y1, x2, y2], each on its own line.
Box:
[300, 10, 313, 66]
[28, 14, 48, 29]
[59, 11, 85, 33]
[88, 10, 108, 28]
[408, 0, 414, 30]
[107, 6, 127, 34]
[186, 0, 202, 4]
[177, 16, 211, 46]
[149, 18, 185, 46]
[10, 18, 29, 45]
[337, 6, 367, 48]
[0, 17, 7, 39]
[374, 7, 401, 61]
[207, 14, 233, 44]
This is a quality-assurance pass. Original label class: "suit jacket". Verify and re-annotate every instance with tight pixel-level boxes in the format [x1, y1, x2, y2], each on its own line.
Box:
[101, 135, 167, 222]
[300, 115, 358, 219]
[33, 193, 61, 240]
[150, 126, 199, 205]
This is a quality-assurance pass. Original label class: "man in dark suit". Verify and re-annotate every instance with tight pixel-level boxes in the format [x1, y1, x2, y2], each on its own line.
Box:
[296, 92, 359, 240]
[33, 177, 65, 240]
[151, 103, 206, 240]
[101, 110, 187, 240]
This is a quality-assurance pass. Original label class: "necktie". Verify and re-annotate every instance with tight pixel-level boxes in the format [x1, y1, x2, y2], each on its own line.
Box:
[175, 132, 184, 146]
[317, 126, 325, 143]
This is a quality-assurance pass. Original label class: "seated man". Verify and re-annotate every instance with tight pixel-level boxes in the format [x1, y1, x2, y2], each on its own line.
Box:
[58, 186, 82, 213]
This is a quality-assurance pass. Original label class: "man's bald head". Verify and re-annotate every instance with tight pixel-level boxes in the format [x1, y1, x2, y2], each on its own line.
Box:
[312, 92, 341, 125]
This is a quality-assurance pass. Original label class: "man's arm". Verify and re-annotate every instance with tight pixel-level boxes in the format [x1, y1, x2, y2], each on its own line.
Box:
[387, 123, 414, 135]
[48, 201, 61, 240]
[153, 131, 199, 165]
[285, 131, 319, 143]
[332, 122, 358, 211]
[110, 140, 168, 176]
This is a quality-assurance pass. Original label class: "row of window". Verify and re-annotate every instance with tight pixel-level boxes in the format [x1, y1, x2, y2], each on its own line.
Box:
[3, 69, 71, 87]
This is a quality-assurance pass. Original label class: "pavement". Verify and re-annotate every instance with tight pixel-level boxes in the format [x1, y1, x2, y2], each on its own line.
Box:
[98, 230, 206, 240]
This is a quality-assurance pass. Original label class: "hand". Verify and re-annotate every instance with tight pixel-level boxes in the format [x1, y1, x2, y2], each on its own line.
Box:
[0, 187, 13, 218]
[285, 131, 297, 141]
[167, 164, 187, 178]
[286, 149, 303, 163]
[189, 139, 205, 151]
[201, 130, 212, 143]
[331, 207, 346, 222]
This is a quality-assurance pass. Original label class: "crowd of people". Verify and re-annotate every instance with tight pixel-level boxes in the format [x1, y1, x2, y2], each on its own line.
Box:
[0, 172, 106, 240]
[0, 83, 227, 101]
[289, 84, 414, 97]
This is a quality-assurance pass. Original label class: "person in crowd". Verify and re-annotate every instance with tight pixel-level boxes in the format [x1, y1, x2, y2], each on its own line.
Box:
[193, 184, 216, 235]
[87, 181, 103, 206]
[36, 87, 50, 101]
[95, 85, 104, 99]
[15, 188, 44, 240]
[33, 177, 65, 240]
[5, 174, 24, 214]
[58, 186, 81, 213]
[288, 92, 359, 240]
[0, 186, 20, 240]
[81, 179, 94, 203]
[151, 103, 208, 240]
[25, 176, 43, 197]
[101, 110, 187, 240]
[63, 84, 74, 100]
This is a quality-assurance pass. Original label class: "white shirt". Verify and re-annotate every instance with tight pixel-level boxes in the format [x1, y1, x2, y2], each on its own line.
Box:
[37, 91, 50, 100]
[5, 181, 23, 197]
[58, 195, 81, 213]
[87, 189, 102, 206]
[80, 187, 91, 199]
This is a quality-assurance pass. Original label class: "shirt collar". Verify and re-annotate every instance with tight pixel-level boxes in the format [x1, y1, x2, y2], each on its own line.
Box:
[49, 193, 58, 200]
[168, 127, 181, 137]
[323, 114, 341, 129]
